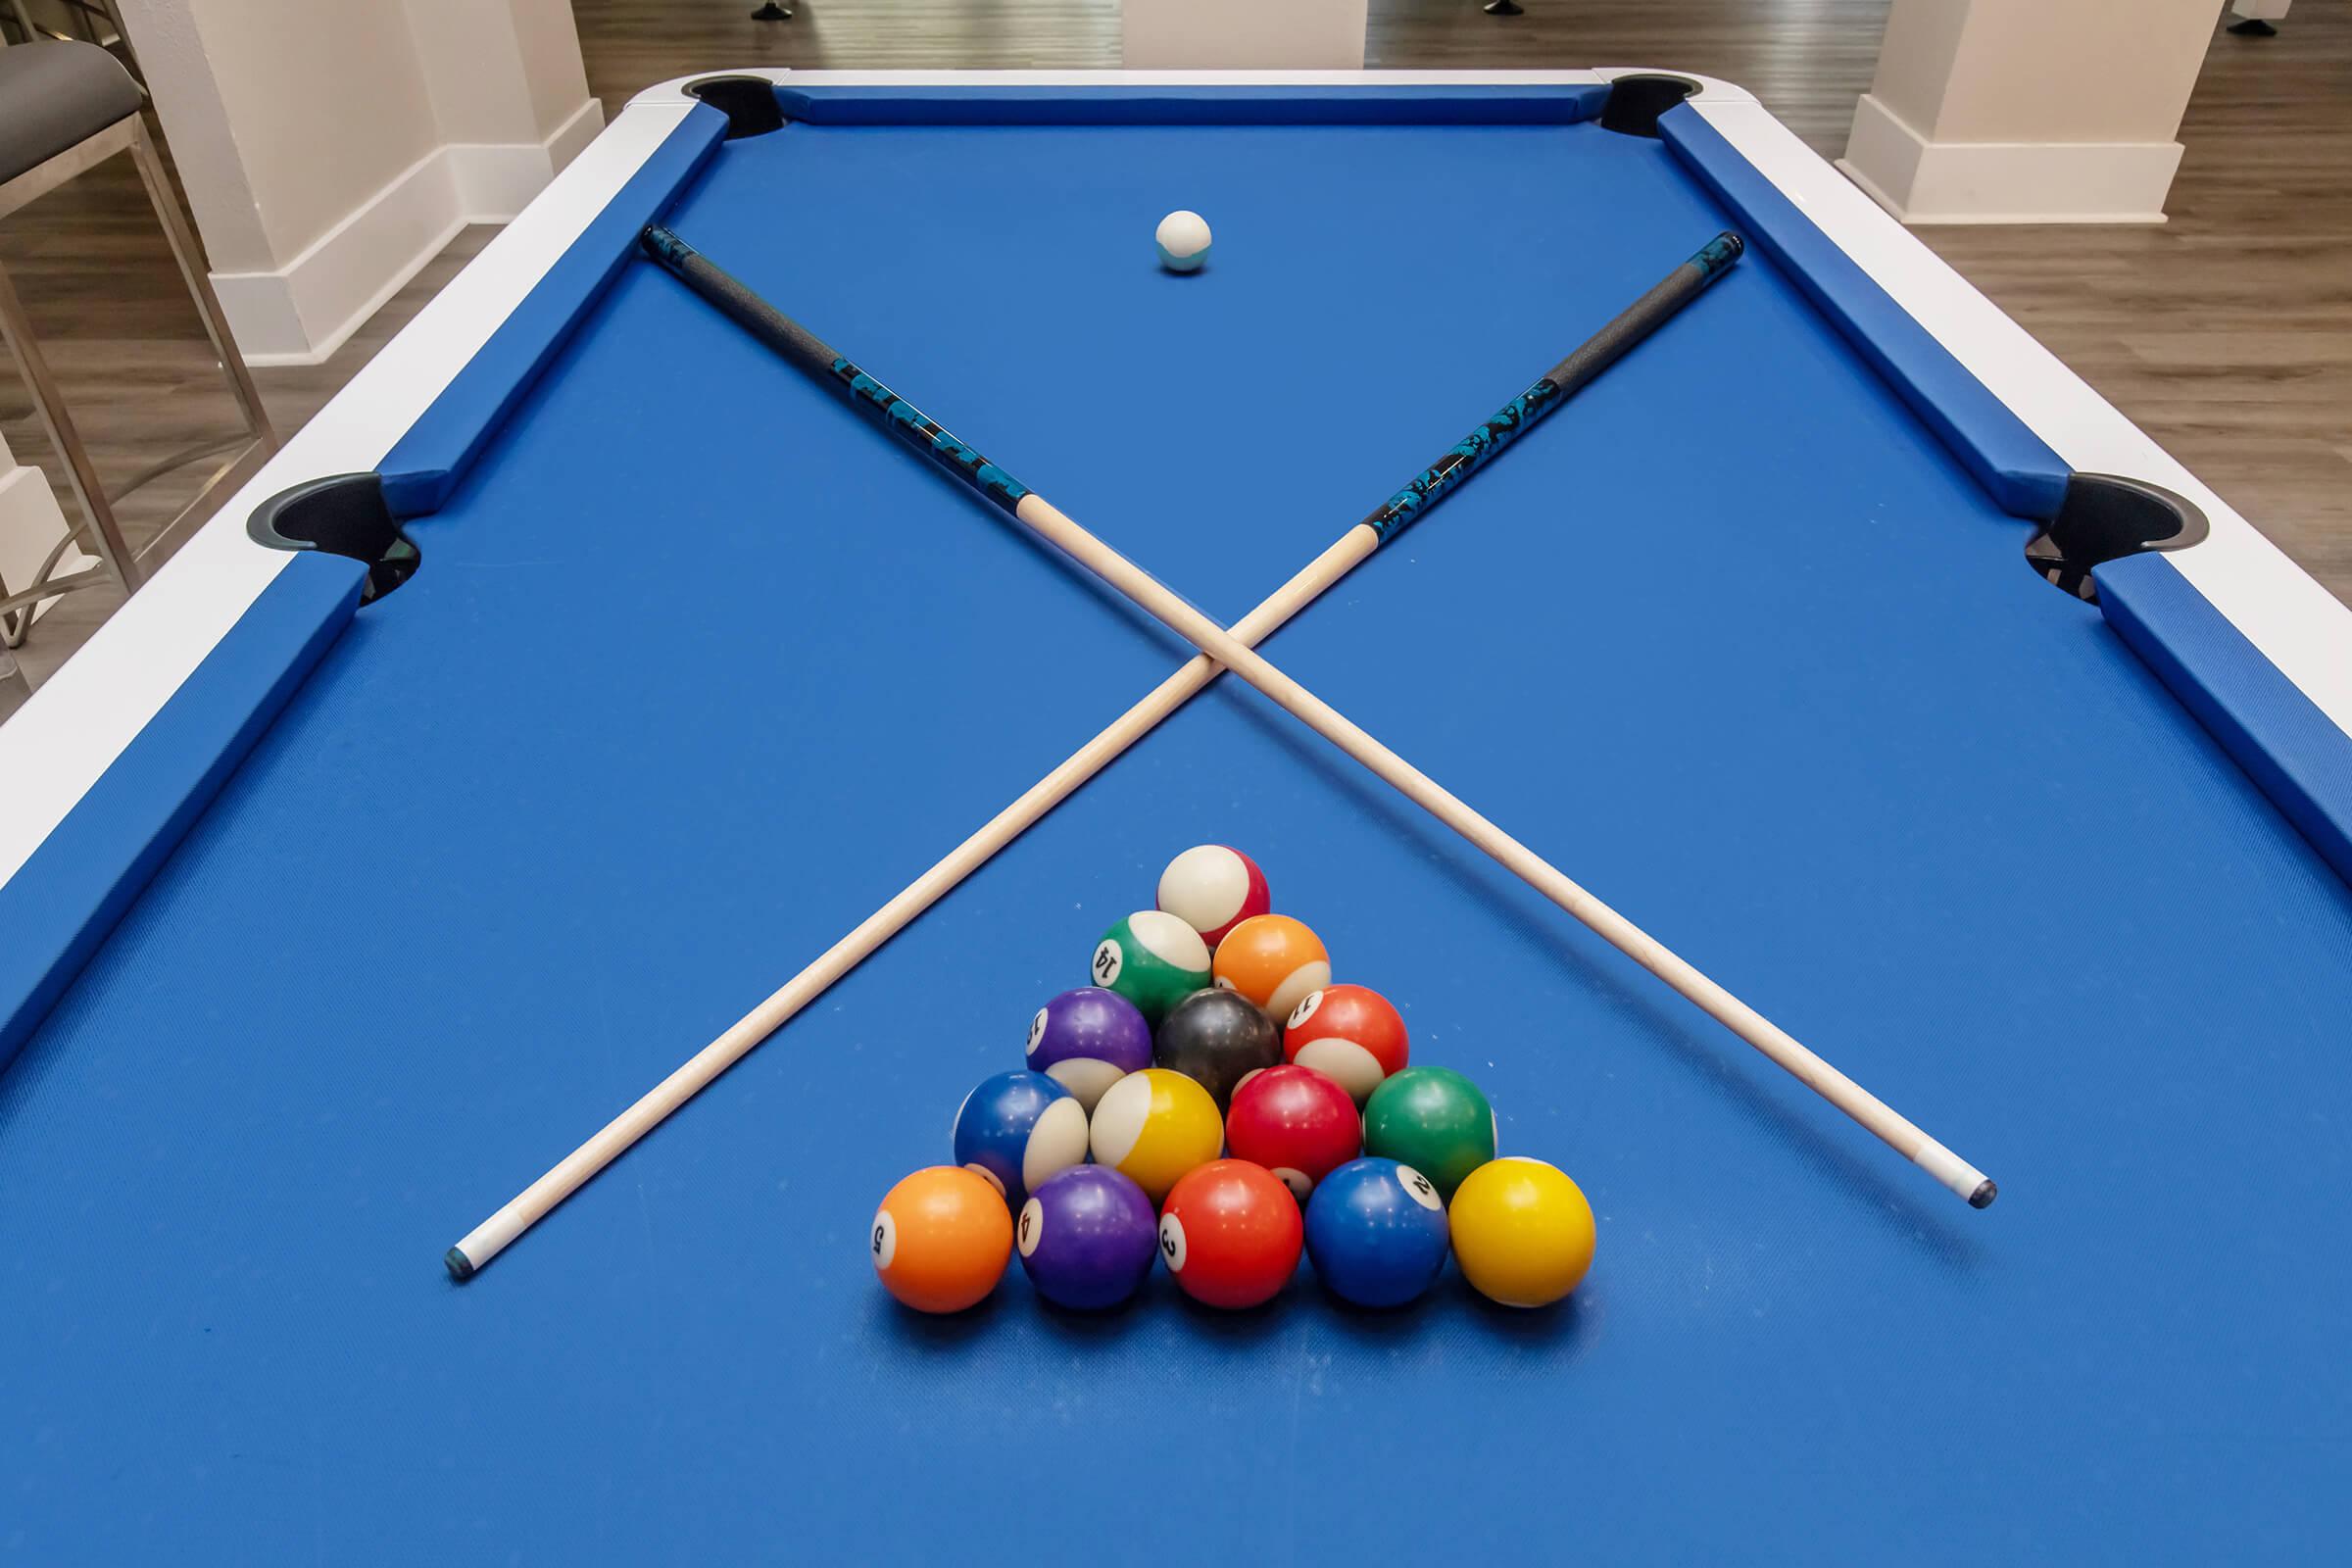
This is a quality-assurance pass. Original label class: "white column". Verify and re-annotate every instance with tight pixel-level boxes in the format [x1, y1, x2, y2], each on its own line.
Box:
[2229, 1, 2291, 23]
[113, 0, 601, 366]
[1839, 0, 2220, 224]
[1123, 0, 1368, 70]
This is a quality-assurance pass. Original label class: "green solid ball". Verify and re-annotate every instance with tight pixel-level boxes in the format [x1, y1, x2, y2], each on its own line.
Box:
[1361, 1065, 1496, 1200]
[1090, 910, 1211, 1026]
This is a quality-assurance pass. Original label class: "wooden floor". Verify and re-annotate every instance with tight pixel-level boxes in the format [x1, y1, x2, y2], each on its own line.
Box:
[3, 2, 2346, 718]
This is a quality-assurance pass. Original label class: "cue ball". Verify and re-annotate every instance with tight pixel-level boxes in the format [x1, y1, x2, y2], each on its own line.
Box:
[1017, 1165, 1161, 1310]
[1026, 986, 1153, 1111]
[1152, 987, 1282, 1108]
[870, 1166, 1013, 1314]
[1158, 1158, 1301, 1309]
[1224, 1063, 1360, 1199]
[1154, 209, 1212, 272]
[1283, 983, 1410, 1104]
[1088, 1066, 1224, 1202]
[951, 1069, 1091, 1209]
[1447, 1156, 1595, 1308]
[1093, 910, 1212, 1026]
[1156, 844, 1271, 949]
[1303, 1157, 1451, 1308]
[1360, 1065, 1496, 1200]
[1211, 913, 1331, 1020]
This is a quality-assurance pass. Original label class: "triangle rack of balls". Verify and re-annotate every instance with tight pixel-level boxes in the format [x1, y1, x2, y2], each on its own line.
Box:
[869, 846, 1597, 1316]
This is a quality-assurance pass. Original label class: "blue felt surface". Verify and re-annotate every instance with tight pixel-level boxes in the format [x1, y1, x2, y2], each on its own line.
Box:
[5, 102, 2352, 1565]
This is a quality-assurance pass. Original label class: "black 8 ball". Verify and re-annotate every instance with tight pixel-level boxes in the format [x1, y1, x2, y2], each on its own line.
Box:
[1152, 987, 1282, 1109]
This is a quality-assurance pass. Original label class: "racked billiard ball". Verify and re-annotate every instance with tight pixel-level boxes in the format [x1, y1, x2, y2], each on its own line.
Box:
[1155, 844, 1270, 949]
[1016, 1165, 1159, 1310]
[1224, 1063, 1359, 1199]
[1153, 987, 1281, 1108]
[1158, 1158, 1301, 1309]
[952, 1070, 1091, 1209]
[1210, 913, 1329, 1019]
[1088, 1066, 1223, 1202]
[1304, 1156, 1450, 1308]
[1360, 1064, 1495, 1200]
[870, 1165, 1013, 1314]
[1092, 910, 1211, 1025]
[1447, 1156, 1594, 1308]
[1283, 983, 1409, 1104]
[1026, 986, 1152, 1111]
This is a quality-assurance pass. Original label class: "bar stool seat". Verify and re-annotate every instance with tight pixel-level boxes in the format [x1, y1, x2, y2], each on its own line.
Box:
[0, 41, 276, 694]
[0, 33, 139, 173]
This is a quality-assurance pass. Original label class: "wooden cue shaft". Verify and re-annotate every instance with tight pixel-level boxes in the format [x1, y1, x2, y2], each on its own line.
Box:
[634, 225, 1995, 1212]
[1007, 491, 1996, 1207]
[446, 529, 1376, 1277]
[448, 230, 1785, 1276]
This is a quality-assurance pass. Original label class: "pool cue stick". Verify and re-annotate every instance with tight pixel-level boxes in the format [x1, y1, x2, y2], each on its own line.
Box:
[443, 236, 1739, 1279]
[643, 226, 2000, 1213]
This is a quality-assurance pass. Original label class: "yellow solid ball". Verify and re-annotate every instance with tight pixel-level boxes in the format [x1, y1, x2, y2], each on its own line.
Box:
[1447, 1156, 1595, 1308]
[1088, 1067, 1224, 1202]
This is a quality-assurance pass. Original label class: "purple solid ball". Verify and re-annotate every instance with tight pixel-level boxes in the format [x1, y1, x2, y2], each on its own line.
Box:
[1025, 987, 1152, 1111]
[1016, 1165, 1160, 1310]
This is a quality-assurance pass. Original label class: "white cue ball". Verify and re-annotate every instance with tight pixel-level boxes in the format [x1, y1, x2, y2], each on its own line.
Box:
[1154, 210, 1212, 272]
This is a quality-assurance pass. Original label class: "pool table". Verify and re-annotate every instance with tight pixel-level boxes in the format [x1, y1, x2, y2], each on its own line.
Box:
[4, 70, 2350, 1563]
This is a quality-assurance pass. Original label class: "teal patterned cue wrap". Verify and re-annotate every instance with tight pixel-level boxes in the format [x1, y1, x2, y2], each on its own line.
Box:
[640, 224, 1032, 514]
[1362, 231, 1743, 540]
[638, 223, 1741, 541]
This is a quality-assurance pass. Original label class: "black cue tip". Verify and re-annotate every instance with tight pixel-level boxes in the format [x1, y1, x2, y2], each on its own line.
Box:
[444, 1246, 478, 1282]
[1969, 1179, 1999, 1209]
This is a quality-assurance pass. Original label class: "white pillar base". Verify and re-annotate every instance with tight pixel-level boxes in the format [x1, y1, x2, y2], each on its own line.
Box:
[1123, 0, 1368, 70]
[212, 96, 604, 368]
[1838, 91, 2183, 225]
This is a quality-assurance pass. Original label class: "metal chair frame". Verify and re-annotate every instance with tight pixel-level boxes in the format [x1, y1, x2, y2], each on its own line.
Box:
[0, 111, 276, 691]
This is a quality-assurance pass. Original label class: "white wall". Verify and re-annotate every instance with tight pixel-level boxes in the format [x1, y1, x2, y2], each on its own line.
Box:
[115, 0, 601, 365]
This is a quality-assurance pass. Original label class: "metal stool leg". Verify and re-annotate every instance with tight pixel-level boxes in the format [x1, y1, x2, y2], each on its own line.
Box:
[0, 255, 143, 592]
[127, 119, 274, 455]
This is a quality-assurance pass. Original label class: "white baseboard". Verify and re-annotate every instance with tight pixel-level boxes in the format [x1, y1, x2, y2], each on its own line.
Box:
[216, 97, 607, 367]
[1838, 92, 2183, 225]
[0, 464, 89, 625]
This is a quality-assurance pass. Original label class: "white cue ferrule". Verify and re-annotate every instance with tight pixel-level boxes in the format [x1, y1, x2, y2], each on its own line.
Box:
[1913, 1140, 1993, 1204]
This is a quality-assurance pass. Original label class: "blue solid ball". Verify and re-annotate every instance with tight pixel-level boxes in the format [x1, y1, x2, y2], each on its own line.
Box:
[952, 1070, 1091, 1209]
[1303, 1156, 1451, 1307]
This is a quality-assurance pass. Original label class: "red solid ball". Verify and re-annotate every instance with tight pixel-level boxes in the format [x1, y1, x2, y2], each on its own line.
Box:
[1157, 1159, 1303, 1309]
[1224, 1064, 1361, 1200]
[1282, 983, 1410, 1104]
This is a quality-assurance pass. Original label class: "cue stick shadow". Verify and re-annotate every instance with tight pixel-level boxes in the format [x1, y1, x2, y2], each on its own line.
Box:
[1203, 681, 1990, 1273]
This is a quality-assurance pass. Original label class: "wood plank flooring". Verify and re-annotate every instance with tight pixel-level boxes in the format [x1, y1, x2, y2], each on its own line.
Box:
[3, 2, 2345, 722]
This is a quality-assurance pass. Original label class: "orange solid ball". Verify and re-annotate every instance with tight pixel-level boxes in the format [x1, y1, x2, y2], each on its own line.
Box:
[870, 1166, 1013, 1313]
[1210, 913, 1331, 1020]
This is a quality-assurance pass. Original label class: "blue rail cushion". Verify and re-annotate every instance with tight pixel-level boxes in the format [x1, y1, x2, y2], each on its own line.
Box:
[2096, 553, 2352, 885]
[0, 553, 368, 1074]
[0, 107, 738, 1074]
[1657, 102, 2072, 522]
[1659, 98, 2352, 890]
[767, 83, 1616, 125]
[380, 103, 732, 517]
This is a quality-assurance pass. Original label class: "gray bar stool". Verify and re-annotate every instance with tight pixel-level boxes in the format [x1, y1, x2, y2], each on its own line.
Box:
[0, 40, 275, 688]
